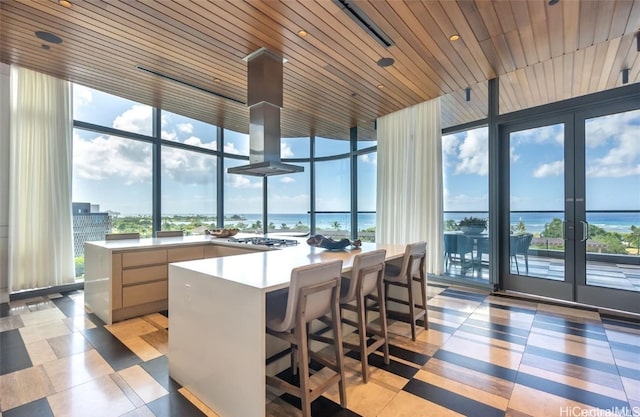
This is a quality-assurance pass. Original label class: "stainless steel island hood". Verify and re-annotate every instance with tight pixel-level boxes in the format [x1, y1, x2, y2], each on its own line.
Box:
[228, 48, 303, 177]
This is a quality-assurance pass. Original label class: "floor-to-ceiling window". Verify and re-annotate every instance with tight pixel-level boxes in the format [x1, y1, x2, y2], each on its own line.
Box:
[441, 126, 489, 283]
[357, 140, 377, 242]
[72, 86, 154, 277]
[314, 137, 351, 239]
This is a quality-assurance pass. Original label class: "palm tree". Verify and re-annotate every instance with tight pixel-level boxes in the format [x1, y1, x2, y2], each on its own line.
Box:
[330, 220, 341, 231]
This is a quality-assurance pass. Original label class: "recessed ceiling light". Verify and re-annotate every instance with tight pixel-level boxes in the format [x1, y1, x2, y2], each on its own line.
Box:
[377, 84, 384, 89]
[548, 0, 559, 5]
[213, 78, 221, 83]
[297, 30, 308, 38]
[449, 34, 460, 41]
[41, 44, 51, 50]
[377, 57, 394, 68]
[35, 31, 63, 44]
[58, 0, 72, 8]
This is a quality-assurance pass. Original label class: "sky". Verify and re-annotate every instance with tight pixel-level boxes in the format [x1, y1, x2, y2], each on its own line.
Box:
[443, 109, 640, 212]
[72, 84, 377, 216]
[73, 84, 638, 218]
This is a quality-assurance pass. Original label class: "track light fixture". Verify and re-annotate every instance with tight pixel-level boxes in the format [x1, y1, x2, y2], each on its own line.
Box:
[465, 87, 471, 102]
[622, 68, 629, 85]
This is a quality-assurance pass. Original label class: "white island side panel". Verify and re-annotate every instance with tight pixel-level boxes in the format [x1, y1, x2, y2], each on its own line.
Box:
[168, 263, 266, 417]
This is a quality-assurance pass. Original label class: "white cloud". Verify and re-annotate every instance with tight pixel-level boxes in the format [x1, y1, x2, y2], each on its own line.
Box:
[73, 132, 152, 185]
[177, 122, 193, 134]
[226, 174, 261, 189]
[441, 134, 459, 156]
[183, 136, 216, 150]
[224, 142, 242, 155]
[358, 153, 377, 165]
[455, 129, 488, 176]
[279, 176, 295, 183]
[161, 130, 178, 141]
[281, 142, 294, 158]
[585, 111, 640, 177]
[533, 160, 564, 177]
[73, 84, 93, 112]
[510, 146, 520, 162]
[161, 147, 215, 185]
[112, 104, 152, 134]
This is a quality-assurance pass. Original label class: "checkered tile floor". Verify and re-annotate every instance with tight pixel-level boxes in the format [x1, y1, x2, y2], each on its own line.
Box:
[1, 284, 638, 417]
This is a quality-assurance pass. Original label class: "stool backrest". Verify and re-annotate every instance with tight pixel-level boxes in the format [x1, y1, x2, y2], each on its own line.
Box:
[399, 241, 427, 279]
[156, 230, 184, 237]
[343, 249, 386, 303]
[280, 260, 343, 332]
[105, 232, 140, 240]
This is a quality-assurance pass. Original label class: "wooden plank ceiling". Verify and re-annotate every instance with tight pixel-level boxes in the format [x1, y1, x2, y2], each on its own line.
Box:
[1, 0, 639, 139]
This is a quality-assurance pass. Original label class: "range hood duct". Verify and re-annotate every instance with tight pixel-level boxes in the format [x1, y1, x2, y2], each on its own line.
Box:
[228, 48, 303, 177]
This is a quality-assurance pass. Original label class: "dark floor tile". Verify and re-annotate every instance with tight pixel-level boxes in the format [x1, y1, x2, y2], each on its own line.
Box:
[440, 288, 487, 302]
[427, 321, 461, 334]
[2, 398, 54, 417]
[386, 344, 430, 366]
[534, 314, 604, 334]
[86, 312, 106, 327]
[523, 345, 619, 375]
[346, 350, 419, 379]
[50, 297, 82, 318]
[515, 373, 630, 410]
[433, 350, 517, 382]
[93, 338, 142, 371]
[403, 378, 505, 417]
[0, 329, 32, 375]
[0, 302, 10, 318]
[458, 323, 528, 345]
[281, 393, 361, 417]
[618, 365, 640, 381]
[601, 316, 640, 328]
[609, 340, 640, 354]
[82, 326, 118, 348]
[464, 318, 531, 338]
[147, 391, 206, 417]
[484, 302, 536, 315]
[140, 355, 180, 392]
[427, 304, 472, 317]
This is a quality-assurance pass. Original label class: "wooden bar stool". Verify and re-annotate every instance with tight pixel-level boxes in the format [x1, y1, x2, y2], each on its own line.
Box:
[383, 241, 428, 341]
[339, 249, 389, 383]
[265, 260, 347, 417]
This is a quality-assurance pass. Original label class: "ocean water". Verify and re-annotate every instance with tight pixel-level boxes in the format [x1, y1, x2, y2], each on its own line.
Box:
[221, 212, 638, 234]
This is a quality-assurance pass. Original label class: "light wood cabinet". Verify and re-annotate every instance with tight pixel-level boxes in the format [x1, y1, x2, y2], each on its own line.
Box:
[85, 239, 267, 324]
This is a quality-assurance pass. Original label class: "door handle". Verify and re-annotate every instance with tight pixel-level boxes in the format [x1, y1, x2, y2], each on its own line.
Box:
[581, 221, 589, 242]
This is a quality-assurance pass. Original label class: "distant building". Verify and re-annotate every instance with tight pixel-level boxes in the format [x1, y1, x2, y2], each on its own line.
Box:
[72, 202, 112, 257]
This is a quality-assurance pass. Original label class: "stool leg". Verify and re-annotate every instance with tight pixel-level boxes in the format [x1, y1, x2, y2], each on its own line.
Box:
[356, 290, 369, 383]
[407, 275, 416, 341]
[296, 320, 312, 417]
[331, 297, 347, 408]
[377, 278, 390, 365]
[419, 272, 428, 330]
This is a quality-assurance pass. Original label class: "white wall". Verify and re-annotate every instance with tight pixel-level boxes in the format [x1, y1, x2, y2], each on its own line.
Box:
[0, 62, 10, 294]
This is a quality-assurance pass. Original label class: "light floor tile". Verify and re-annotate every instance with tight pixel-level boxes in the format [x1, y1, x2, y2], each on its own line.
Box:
[47, 332, 92, 359]
[179, 387, 220, 417]
[518, 364, 627, 401]
[105, 318, 159, 341]
[139, 329, 167, 355]
[422, 358, 514, 399]
[42, 349, 114, 392]
[20, 306, 65, 326]
[377, 390, 465, 417]
[25, 339, 58, 365]
[535, 304, 602, 321]
[526, 332, 616, 364]
[119, 336, 163, 362]
[119, 406, 157, 417]
[507, 383, 610, 417]
[0, 365, 55, 412]
[47, 375, 135, 417]
[18, 320, 71, 345]
[142, 313, 168, 329]
[605, 328, 640, 345]
[621, 377, 640, 402]
[266, 397, 303, 417]
[63, 315, 97, 332]
[453, 329, 527, 353]
[440, 335, 523, 370]
[0, 314, 24, 332]
[118, 365, 168, 403]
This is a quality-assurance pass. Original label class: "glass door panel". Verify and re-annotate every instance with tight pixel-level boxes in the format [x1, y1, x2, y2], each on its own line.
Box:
[583, 109, 640, 293]
[503, 121, 573, 301]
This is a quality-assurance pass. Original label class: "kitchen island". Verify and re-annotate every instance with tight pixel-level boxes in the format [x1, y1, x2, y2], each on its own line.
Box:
[84, 235, 276, 324]
[168, 242, 407, 417]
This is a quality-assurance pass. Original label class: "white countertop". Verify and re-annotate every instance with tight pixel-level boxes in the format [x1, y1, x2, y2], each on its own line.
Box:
[169, 242, 407, 292]
[83, 233, 281, 251]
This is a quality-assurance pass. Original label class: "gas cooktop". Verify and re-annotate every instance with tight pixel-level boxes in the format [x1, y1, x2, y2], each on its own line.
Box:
[228, 237, 299, 248]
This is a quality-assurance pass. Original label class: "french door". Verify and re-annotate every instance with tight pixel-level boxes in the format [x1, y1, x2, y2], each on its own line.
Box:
[500, 103, 640, 313]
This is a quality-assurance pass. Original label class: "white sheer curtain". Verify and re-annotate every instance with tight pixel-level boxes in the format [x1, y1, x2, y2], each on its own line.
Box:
[376, 98, 443, 274]
[9, 66, 75, 292]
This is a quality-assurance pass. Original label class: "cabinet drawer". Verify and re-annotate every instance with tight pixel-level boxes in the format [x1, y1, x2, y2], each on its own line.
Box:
[122, 281, 168, 308]
[168, 246, 204, 262]
[122, 249, 167, 268]
[122, 265, 167, 285]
